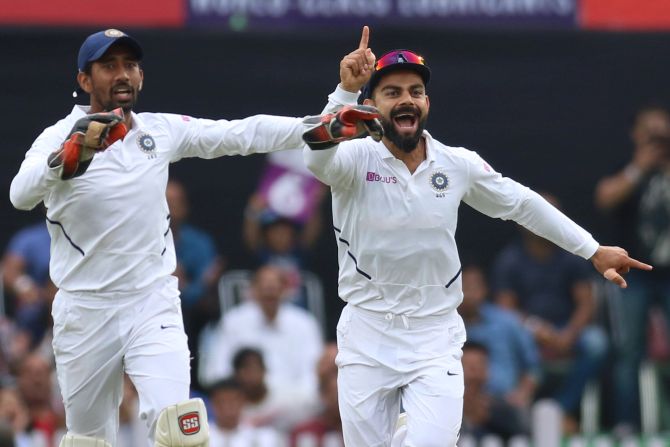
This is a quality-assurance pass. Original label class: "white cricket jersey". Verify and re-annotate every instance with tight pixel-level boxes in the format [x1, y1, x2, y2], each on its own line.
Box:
[10, 106, 304, 293]
[305, 91, 599, 317]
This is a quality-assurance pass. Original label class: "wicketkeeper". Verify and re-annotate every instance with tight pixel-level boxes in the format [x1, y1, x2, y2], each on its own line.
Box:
[10, 28, 380, 447]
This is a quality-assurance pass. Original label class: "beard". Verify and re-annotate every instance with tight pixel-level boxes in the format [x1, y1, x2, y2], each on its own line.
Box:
[103, 95, 137, 114]
[106, 101, 136, 114]
[381, 106, 428, 153]
[94, 83, 139, 114]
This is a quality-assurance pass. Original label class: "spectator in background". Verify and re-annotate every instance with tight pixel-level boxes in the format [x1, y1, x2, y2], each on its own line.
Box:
[1, 219, 54, 350]
[166, 179, 225, 390]
[0, 388, 30, 447]
[208, 377, 285, 446]
[231, 347, 309, 431]
[243, 209, 307, 306]
[231, 349, 273, 426]
[492, 193, 608, 433]
[243, 148, 327, 255]
[0, 320, 29, 388]
[243, 149, 328, 308]
[15, 354, 64, 447]
[315, 343, 338, 388]
[460, 342, 528, 441]
[117, 374, 147, 447]
[0, 421, 14, 447]
[594, 104, 670, 434]
[290, 342, 343, 447]
[458, 264, 540, 419]
[201, 265, 323, 417]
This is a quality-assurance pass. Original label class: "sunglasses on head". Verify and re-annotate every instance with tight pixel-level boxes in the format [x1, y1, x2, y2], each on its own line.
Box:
[375, 50, 426, 72]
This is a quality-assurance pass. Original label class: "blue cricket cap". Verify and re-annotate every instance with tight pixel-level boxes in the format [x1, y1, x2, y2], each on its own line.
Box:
[358, 49, 430, 104]
[77, 29, 143, 72]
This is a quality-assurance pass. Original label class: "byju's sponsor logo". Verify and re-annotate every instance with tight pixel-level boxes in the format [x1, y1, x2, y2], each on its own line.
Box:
[366, 171, 398, 184]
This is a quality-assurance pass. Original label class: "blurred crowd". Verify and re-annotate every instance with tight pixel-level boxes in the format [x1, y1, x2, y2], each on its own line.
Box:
[1, 107, 669, 446]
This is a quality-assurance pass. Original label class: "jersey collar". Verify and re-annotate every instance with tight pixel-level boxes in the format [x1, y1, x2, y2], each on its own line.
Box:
[373, 129, 436, 163]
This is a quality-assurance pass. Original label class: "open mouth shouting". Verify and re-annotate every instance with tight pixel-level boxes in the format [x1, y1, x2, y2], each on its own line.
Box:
[391, 107, 421, 135]
[382, 105, 428, 153]
[112, 84, 134, 103]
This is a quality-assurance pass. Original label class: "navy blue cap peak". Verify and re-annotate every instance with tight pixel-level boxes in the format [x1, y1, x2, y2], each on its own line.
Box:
[77, 29, 143, 72]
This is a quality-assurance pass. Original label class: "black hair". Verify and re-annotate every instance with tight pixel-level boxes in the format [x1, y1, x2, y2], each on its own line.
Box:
[80, 46, 143, 76]
[232, 347, 265, 372]
[207, 377, 242, 395]
[462, 341, 489, 356]
[633, 102, 670, 124]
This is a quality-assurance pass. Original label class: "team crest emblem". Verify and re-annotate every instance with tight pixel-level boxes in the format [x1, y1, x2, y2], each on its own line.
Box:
[430, 171, 449, 192]
[137, 133, 157, 158]
[104, 29, 126, 38]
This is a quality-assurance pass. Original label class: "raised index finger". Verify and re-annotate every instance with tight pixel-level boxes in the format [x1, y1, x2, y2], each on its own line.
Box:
[628, 258, 653, 271]
[359, 26, 370, 50]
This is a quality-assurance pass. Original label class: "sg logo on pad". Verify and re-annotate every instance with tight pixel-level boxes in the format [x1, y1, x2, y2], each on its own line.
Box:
[178, 412, 201, 435]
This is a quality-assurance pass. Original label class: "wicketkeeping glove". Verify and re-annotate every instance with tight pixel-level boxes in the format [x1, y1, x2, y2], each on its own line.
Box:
[302, 105, 384, 151]
[48, 108, 128, 180]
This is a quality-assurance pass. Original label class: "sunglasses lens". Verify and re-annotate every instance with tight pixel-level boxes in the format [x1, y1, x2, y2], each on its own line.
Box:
[375, 51, 425, 71]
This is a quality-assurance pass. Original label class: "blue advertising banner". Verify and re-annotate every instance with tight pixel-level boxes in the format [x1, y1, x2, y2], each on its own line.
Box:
[188, 0, 577, 30]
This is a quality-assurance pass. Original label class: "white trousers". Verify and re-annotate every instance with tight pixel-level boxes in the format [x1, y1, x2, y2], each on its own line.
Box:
[336, 304, 466, 447]
[52, 276, 190, 447]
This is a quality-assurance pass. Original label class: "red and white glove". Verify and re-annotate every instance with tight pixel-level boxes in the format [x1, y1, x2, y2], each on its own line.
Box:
[302, 105, 383, 150]
[48, 108, 127, 179]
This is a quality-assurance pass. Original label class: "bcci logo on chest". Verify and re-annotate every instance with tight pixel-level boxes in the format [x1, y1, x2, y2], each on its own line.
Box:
[430, 170, 449, 196]
[137, 133, 157, 159]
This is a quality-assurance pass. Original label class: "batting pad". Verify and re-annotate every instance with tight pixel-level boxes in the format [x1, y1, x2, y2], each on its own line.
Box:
[154, 398, 209, 447]
[59, 434, 111, 447]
